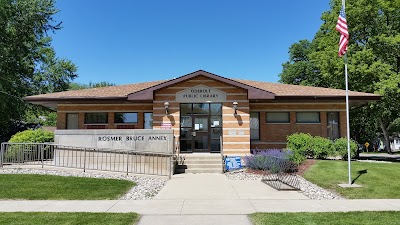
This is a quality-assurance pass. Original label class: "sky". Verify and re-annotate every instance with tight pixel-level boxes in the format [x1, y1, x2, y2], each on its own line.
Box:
[52, 0, 331, 85]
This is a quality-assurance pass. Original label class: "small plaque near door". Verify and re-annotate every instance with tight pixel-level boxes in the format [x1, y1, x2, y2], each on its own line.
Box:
[225, 156, 242, 171]
[161, 123, 172, 129]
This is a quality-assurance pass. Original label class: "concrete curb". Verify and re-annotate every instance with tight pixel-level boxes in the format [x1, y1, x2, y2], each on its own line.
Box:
[1, 199, 400, 214]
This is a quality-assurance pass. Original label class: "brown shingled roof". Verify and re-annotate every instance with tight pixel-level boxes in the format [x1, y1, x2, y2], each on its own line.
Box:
[24, 71, 380, 102]
[24, 80, 166, 100]
[232, 79, 379, 98]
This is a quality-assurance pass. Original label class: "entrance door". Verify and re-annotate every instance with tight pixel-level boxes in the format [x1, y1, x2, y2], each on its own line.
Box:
[193, 116, 209, 152]
[179, 103, 222, 153]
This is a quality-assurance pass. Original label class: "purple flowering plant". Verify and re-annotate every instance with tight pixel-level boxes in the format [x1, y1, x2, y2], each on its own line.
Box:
[244, 149, 294, 171]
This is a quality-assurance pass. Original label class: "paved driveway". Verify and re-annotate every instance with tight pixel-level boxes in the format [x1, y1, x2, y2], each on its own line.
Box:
[154, 173, 308, 200]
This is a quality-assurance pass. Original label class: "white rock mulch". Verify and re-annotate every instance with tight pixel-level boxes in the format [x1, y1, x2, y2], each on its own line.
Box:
[226, 169, 343, 200]
[0, 168, 167, 200]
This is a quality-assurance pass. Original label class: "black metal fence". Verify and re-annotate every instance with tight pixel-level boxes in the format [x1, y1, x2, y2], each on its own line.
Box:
[261, 156, 300, 190]
[0, 143, 173, 177]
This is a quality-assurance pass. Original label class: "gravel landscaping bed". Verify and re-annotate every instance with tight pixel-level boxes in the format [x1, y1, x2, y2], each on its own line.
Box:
[0, 168, 167, 200]
[226, 169, 343, 200]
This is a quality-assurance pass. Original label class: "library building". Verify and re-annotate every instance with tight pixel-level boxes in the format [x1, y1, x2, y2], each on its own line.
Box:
[25, 70, 380, 156]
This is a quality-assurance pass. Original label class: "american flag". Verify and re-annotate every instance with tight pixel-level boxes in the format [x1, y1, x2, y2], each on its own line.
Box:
[336, 3, 348, 57]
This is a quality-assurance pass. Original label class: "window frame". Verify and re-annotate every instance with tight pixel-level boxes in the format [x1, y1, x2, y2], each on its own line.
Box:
[84, 112, 108, 125]
[266, 112, 290, 124]
[114, 112, 138, 124]
[296, 112, 321, 124]
[66, 113, 79, 129]
[143, 112, 153, 129]
[250, 112, 260, 140]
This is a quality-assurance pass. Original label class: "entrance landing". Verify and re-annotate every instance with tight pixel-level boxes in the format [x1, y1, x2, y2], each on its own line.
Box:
[154, 173, 308, 200]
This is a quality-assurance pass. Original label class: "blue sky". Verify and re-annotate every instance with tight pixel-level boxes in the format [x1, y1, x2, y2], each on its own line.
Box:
[52, 0, 331, 85]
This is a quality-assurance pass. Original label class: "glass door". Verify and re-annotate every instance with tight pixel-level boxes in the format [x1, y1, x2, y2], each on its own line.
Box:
[179, 103, 222, 153]
[193, 116, 209, 152]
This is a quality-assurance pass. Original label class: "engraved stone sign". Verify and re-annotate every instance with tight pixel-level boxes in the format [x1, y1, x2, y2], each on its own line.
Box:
[176, 85, 227, 103]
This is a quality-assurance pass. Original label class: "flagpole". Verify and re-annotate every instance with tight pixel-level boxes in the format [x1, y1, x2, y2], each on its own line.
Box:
[342, 0, 352, 186]
[344, 53, 351, 185]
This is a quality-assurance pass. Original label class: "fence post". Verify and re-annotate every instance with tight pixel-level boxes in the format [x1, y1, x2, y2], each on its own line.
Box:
[0, 143, 4, 168]
[126, 150, 129, 176]
[83, 148, 87, 173]
[41, 143, 44, 168]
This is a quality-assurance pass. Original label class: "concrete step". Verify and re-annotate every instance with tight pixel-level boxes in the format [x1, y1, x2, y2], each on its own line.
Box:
[183, 160, 222, 164]
[184, 164, 223, 169]
[175, 154, 223, 174]
[184, 168, 223, 174]
[180, 156, 222, 160]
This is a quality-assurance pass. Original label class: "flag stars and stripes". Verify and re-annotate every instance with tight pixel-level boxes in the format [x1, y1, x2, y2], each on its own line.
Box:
[336, 4, 349, 57]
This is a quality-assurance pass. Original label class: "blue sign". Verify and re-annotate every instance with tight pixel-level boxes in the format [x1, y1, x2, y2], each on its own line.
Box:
[225, 156, 242, 171]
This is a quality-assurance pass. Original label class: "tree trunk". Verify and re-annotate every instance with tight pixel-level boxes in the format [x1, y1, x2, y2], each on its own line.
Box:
[379, 118, 392, 154]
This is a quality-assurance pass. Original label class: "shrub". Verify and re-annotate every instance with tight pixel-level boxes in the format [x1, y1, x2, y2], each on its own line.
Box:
[312, 136, 335, 159]
[334, 138, 358, 159]
[244, 149, 293, 172]
[286, 133, 313, 164]
[9, 129, 54, 143]
[6, 129, 54, 161]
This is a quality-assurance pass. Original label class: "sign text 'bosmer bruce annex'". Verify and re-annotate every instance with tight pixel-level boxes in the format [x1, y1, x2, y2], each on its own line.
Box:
[97, 135, 167, 142]
[54, 130, 174, 154]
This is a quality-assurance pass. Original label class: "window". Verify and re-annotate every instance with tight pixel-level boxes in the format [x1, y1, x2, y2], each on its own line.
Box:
[266, 112, 290, 123]
[250, 112, 260, 140]
[66, 113, 78, 129]
[296, 112, 320, 123]
[84, 113, 108, 124]
[144, 112, 153, 129]
[327, 112, 340, 140]
[114, 112, 138, 123]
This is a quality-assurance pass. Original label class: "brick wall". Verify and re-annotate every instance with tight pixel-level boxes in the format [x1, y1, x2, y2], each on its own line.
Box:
[56, 104, 153, 130]
[250, 103, 346, 150]
[54, 77, 348, 155]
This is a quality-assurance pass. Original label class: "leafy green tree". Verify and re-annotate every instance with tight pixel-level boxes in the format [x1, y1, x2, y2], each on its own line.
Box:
[0, 0, 77, 136]
[24, 106, 57, 126]
[68, 81, 115, 90]
[279, 0, 400, 152]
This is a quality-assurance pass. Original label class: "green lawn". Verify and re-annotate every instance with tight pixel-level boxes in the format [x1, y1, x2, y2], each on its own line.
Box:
[0, 174, 135, 200]
[303, 160, 400, 199]
[251, 211, 400, 225]
[0, 212, 138, 225]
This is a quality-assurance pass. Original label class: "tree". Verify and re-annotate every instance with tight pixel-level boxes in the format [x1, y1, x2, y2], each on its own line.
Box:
[68, 81, 115, 90]
[0, 0, 77, 136]
[279, 40, 323, 86]
[279, 0, 400, 152]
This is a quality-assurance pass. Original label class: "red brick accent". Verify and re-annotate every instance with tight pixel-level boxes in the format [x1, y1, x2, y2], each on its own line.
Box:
[84, 125, 107, 129]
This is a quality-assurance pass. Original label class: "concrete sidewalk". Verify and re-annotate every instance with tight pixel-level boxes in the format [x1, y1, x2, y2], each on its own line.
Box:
[154, 173, 308, 200]
[1, 199, 400, 214]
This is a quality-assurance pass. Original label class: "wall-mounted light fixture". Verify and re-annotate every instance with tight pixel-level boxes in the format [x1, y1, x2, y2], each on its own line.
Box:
[164, 102, 170, 115]
[233, 101, 238, 115]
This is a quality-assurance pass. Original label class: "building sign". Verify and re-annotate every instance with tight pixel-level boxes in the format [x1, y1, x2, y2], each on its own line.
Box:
[97, 135, 167, 142]
[55, 129, 174, 154]
[176, 85, 226, 103]
[225, 156, 242, 171]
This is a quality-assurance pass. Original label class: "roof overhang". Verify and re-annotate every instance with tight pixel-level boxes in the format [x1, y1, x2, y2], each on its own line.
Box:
[24, 96, 129, 108]
[127, 70, 276, 101]
[251, 95, 382, 106]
